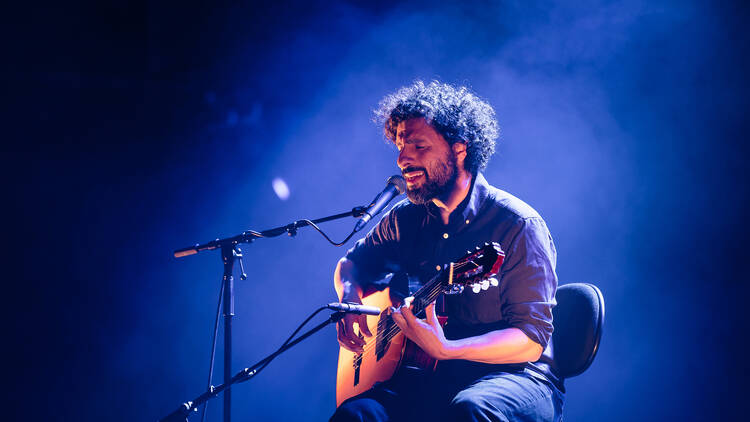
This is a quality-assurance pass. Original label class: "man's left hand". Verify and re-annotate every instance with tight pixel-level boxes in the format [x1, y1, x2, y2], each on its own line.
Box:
[390, 301, 456, 360]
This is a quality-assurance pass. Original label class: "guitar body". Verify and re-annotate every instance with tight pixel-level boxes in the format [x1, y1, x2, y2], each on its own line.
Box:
[335, 288, 449, 406]
[336, 288, 411, 406]
[335, 243, 505, 407]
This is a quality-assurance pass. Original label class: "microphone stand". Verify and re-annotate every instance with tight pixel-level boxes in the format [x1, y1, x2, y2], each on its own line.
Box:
[159, 311, 347, 422]
[170, 206, 368, 422]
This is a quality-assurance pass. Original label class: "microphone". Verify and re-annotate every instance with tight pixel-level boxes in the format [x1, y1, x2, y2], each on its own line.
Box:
[354, 175, 406, 232]
[326, 302, 382, 316]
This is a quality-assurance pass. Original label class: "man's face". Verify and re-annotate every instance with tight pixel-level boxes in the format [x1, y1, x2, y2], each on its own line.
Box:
[395, 118, 458, 204]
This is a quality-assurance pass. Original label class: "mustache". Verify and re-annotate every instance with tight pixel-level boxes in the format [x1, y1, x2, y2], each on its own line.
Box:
[402, 166, 427, 175]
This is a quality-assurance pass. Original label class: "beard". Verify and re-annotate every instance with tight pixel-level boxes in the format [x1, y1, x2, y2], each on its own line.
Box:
[404, 151, 458, 205]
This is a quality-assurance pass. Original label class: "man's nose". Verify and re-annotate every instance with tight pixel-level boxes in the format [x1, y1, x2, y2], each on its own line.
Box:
[397, 148, 414, 170]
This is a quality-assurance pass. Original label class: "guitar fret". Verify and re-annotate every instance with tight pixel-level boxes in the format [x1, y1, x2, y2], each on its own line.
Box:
[381, 259, 472, 342]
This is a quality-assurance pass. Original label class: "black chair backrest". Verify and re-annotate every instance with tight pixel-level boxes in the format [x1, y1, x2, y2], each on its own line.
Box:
[551, 283, 604, 379]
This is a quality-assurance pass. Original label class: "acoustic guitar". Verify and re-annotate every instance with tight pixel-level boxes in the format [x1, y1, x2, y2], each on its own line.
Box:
[335, 242, 505, 406]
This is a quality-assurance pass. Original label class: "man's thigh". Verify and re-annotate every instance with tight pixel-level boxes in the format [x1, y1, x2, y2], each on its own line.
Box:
[330, 395, 393, 422]
[445, 371, 564, 422]
[330, 370, 434, 422]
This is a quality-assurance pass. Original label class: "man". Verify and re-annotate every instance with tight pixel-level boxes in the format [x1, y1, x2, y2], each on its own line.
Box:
[331, 81, 563, 422]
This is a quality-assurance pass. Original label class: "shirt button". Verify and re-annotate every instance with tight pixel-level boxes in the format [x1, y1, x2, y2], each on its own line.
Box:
[465, 219, 470, 224]
[442, 233, 449, 239]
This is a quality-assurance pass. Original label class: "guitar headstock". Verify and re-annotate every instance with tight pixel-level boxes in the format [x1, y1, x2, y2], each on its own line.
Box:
[441, 242, 505, 295]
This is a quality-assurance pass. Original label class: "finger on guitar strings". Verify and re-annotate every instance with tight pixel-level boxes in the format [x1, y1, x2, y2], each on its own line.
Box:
[338, 339, 364, 354]
[338, 319, 365, 353]
[338, 334, 364, 354]
[346, 317, 367, 346]
[389, 306, 407, 331]
[399, 302, 421, 327]
[357, 314, 373, 337]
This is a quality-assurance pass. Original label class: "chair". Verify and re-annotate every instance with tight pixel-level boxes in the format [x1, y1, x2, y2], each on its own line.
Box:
[548, 283, 605, 380]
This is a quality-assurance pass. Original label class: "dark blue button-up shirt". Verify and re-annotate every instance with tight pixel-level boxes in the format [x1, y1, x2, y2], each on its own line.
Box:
[346, 173, 558, 352]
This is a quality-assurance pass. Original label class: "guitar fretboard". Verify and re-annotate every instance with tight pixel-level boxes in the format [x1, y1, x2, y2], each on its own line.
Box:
[375, 260, 476, 357]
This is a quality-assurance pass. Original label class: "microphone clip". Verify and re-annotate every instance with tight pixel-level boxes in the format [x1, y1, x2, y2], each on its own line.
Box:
[351, 206, 368, 218]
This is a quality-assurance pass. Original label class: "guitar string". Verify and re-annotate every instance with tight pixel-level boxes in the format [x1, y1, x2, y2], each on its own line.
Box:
[359, 281, 444, 356]
[357, 258, 479, 355]
[359, 254, 498, 356]
[361, 281, 446, 355]
[358, 266, 448, 356]
[362, 258, 481, 351]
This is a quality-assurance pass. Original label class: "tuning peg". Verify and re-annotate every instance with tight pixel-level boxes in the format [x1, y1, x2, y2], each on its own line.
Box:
[443, 285, 464, 295]
[489, 277, 499, 287]
[475, 246, 480, 250]
[481, 279, 490, 290]
[471, 283, 481, 294]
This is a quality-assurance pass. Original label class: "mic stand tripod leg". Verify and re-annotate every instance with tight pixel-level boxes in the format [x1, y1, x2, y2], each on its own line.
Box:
[236, 311, 346, 384]
[159, 312, 346, 422]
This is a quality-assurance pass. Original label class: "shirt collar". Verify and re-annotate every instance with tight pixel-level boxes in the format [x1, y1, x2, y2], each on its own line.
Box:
[425, 172, 490, 226]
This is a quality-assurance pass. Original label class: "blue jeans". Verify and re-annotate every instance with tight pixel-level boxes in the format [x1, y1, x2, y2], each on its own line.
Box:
[331, 364, 564, 422]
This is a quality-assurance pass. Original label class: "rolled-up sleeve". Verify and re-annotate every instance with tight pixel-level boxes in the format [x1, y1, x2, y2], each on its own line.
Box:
[499, 217, 557, 349]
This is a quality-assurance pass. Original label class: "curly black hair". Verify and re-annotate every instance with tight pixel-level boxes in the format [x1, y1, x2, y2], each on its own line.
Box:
[374, 80, 499, 174]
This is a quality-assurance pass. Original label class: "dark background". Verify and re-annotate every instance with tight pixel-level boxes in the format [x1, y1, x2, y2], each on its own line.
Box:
[5, 0, 749, 420]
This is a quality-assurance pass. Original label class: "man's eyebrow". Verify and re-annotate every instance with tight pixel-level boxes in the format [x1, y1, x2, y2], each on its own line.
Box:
[395, 138, 420, 147]
[396, 131, 422, 144]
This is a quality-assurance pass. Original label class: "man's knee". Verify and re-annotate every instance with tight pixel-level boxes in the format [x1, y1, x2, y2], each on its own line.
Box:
[330, 402, 358, 422]
[447, 392, 509, 422]
[330, 398, 388, 422]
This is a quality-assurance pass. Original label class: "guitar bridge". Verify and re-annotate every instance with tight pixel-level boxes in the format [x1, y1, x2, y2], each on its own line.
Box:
[352, 352, 363, 386]
[352, 332, 364, 386]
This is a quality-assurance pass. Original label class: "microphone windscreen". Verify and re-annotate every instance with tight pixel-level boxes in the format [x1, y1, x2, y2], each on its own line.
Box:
[387, 175, 406, 194]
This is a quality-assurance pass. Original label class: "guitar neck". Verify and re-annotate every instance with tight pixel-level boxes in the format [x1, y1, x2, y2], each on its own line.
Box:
[407, 271, 447, 316]
[383, 259, 476, 340]
[375, 274, 444, 349]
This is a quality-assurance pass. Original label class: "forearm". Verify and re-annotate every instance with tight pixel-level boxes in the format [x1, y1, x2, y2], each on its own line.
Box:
[334, 258, 364, 302]
[334, 257, 375, 350]
[443, 327, 543, 364]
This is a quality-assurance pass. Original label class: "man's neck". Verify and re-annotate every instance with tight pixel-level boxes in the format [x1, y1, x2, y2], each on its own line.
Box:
[431, 170, 473, 225]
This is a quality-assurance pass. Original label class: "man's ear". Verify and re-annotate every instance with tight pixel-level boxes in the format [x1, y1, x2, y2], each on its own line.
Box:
[453, 142, 468, 167]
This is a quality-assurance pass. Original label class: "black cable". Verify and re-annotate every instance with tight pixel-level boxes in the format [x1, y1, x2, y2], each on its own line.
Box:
[238, 306, 329, 382]
[249, 221, 359, 246]
[279, 306, 329, 349]
[296, 219, 358, 247]
[200, 282, 224, 422]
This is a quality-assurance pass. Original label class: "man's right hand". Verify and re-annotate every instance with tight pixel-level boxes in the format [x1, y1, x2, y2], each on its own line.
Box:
[336, 295, 373, 354]
[334, 259, 374, 354]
